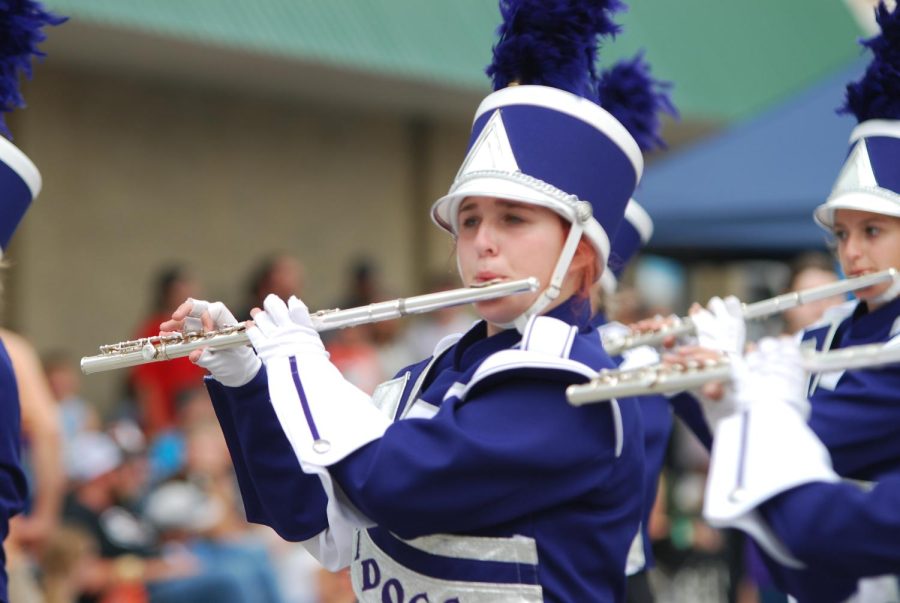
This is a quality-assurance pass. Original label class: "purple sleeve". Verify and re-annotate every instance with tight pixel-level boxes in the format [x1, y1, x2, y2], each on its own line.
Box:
[206, 368, 329, 541]
[0, 343, 27, 601]
[763, 479, 900, 576]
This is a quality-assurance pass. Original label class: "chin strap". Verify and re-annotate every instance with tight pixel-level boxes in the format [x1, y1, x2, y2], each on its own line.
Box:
[498, 201, 595, 333]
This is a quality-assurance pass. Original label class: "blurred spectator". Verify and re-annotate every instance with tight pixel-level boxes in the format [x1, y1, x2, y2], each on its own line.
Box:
[339, 258, 380, 309]
[130, 265, 207, 438]
[144, 479, 285, 603]
[325, 258, 385, 393]
[781, 252, 844, 335]
[606, 285, 651, 326]
[38, 524, 99, 603]
[61, 430, 247, 603]
[240, 253, 306, 319]
[372, 314, 417, 383]
[43, 349, 100, 447]
[145, 387, 217, 485]
[143, 387, 287, 603]
[325, 327, 382, 395]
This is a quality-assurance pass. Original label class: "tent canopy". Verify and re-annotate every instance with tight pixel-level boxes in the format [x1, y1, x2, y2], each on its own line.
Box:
[637, 60, 864, 253]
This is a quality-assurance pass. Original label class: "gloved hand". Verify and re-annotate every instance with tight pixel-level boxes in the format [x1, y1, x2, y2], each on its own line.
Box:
[732, 336, 810, 420]
[247, 295, 327, 364]
[247, 294, 389, 467]
[180, 298, 261, 387]
[692, 295, 746, 356]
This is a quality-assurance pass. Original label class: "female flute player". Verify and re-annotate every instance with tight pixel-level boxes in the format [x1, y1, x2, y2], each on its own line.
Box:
[162, 1, 656, 601]
[690, 5, 900, 600]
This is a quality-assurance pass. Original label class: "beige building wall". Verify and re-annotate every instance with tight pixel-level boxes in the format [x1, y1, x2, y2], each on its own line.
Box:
[5, 65, 474, 408]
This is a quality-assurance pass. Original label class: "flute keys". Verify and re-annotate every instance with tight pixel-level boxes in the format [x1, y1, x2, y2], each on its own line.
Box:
[141, 343, 159, 361]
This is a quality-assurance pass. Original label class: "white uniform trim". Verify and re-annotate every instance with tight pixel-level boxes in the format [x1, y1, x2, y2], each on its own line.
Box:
[0, 136, 41, 198]
[351, 530, 544, 603]
[461, 316, 594, 398]
[403, 532, 539, 565]
[805, 300, 856, 394]
[397, 334, 463, 421]
[623, 199, 654, 243]
[521, 315, 578, 358]
[461, 350, 596, 395]
[703, 404, 840, 569]
[404, 399, 440, 421]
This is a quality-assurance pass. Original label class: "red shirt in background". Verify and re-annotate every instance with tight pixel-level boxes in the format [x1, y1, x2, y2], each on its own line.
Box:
[130, 313, 207, 436]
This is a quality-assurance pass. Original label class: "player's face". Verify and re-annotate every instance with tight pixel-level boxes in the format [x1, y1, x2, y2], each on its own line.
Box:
[833, 209, 900, 308]
[456, 196, 573, 333]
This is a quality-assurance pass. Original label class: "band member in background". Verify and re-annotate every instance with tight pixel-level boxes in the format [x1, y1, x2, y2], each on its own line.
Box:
[693, 5, 900, 601]
[0, 3, 65, 601]
[589, 54, 677, 603]
[162, 1, 657, 599]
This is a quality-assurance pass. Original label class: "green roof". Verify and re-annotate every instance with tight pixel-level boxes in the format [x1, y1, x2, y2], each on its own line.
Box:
[43, 0, 865, 120]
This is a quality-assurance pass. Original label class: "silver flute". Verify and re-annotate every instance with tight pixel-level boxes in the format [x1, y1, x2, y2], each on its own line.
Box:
[81, 277, 540, 375]
[567, 340, 900, 405]
[602, 268, 898, 356]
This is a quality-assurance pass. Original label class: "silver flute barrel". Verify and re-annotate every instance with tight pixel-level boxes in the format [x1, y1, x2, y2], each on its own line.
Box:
[602, 268, 898, 356]
[567, 341, 900, 405]
[81, 277, 540, 375]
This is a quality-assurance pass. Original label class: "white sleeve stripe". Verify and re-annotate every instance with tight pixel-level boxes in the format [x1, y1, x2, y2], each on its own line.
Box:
[610, 399, 623, 458]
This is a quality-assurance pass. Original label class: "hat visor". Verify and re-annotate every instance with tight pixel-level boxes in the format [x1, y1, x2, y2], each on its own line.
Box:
[813, 191, 900, 229]
[431, 175, 611, 274]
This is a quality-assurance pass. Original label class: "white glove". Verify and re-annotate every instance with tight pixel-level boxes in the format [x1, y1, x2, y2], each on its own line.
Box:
[732, 336, 810, 420]
[247, 294, 390, 467]
[248, 295, 327, 363]
[692, 296, 746, 356]
[188, 298, 261, 387]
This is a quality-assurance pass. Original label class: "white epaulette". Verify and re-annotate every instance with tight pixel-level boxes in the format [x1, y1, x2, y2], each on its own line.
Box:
[449, 316, 624, 457]
[458, 316, 594, 401]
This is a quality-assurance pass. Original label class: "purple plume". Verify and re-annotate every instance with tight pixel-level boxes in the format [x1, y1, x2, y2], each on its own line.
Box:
[0, 0, 66, 139]
[486, 0, 625, 97]
[841, 1, 900, 121]
[597, 52, 677, 152]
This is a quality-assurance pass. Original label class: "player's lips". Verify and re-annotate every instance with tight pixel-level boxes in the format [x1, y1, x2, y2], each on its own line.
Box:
[474, 271, 504, 283]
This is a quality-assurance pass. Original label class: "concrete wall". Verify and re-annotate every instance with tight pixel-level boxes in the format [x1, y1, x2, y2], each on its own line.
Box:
[6, 65, 470, 408]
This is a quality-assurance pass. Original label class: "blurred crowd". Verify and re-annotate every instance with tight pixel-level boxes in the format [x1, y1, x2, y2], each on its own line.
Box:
[3, 249, 845, 603]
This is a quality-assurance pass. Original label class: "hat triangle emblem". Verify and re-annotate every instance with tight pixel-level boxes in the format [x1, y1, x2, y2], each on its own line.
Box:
[455, 109, 520, 180]
[831, 139, 878, 196]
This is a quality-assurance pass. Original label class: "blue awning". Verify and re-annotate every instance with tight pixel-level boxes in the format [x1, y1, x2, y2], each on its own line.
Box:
[636, 59, 865, 252]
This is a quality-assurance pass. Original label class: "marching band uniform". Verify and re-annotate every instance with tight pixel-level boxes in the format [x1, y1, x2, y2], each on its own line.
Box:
[589, 57, 678, 590]
[595, 201, 676, 585]
[213, 298, 644, 602]
[0, 4, 62, 599]
[702, 5, 900, 601]
[702, 337, 900, 603]
[0, 132, 39, 603]
[191, 1, 655, 600]
[0, 342, 27, 603]
[801, 294, 900, 481]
